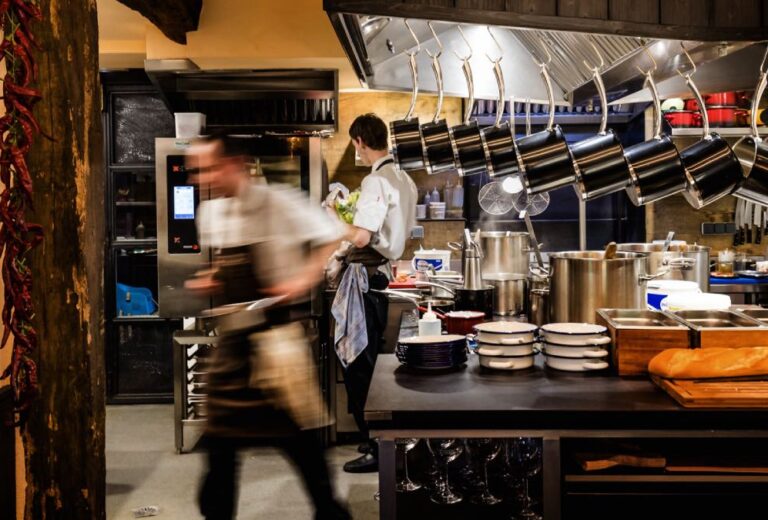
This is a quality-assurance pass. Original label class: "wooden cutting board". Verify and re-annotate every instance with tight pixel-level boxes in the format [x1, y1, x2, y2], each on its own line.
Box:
[652, 375, 768, 408]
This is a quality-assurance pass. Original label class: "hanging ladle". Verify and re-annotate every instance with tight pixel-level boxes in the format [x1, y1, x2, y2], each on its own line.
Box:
[569, 39, 632, 201]
[420, 22, 457, 175]
[624, 47, 687, 206]
[390, 19, 425, 172]
[479, 26, 519, 179]
[733, 43, 768, 205]
[448, 25, 487, 177]
[676, 43, 743, 209]
[514, 36, 577, 194]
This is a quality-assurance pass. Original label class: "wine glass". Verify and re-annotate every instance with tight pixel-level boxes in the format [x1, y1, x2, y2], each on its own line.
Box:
[467, 438, 503, 505]
[511, 438, 542, 520]
[396, 438, 422, 492]
[426, 438, 464, 505]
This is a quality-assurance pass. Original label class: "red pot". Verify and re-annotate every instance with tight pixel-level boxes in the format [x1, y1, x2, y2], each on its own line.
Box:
[706, 106, 742, 127]
[704, 91, 740, 106]
[664, 110, 700, 128]
[442, 310, 486, 335]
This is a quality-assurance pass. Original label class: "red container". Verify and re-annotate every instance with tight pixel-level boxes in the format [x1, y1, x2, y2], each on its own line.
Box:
[683, 98, 700, 111]
[704, 91, 740, 106]
[664, 110, 701, 128]
[706, 106, 742, 127]
[442, 310, 486, 335]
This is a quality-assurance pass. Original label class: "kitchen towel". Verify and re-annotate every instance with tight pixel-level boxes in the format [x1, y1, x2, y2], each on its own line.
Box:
[332, 263, 369, 367]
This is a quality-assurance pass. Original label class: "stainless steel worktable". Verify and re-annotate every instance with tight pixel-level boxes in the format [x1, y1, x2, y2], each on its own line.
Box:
[365, 354, 768, 520]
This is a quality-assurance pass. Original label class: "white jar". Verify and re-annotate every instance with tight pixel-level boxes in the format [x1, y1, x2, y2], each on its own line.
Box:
[646, 280, 701, 310]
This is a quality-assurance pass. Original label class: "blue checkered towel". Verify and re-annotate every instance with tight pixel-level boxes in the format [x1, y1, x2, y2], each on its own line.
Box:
[332, 263, 369, 368]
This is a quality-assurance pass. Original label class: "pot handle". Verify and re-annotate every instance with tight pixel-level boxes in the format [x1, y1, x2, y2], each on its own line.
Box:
[583, 39, 608, 135]
[403, 19, 421, 122]
[489, 359, 516, 369]
[426, 22, 444, 125]
[499, 337, 529, 345]
[479, 347, 504, 356]
[529, 37, 555, 131]
[639, 269, 670, 283]
[486, 27, 506, 129]
[749, 45, 768, 140]
[583, 348, 609, 358]
[453, 25, 474, 126]
[583, 336, 612, 346]
[583, 360, 609, 370]
[636, 46, 661, 139]
[676, 43, 710, 140]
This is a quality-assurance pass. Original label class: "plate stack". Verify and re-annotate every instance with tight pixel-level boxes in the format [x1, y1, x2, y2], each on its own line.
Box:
[396, 335, 468, 370]
[473, 321, 539, 371]
[540, 323, 611, 372]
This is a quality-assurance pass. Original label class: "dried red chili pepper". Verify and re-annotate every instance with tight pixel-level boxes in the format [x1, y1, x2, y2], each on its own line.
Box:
[0, 0, 43, 422]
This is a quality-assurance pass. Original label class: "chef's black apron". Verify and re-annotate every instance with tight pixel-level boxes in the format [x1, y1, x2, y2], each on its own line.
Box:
[342, 157, 394, 448]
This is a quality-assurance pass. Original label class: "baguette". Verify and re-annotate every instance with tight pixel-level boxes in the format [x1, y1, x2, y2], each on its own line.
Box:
[648, 347, 768, 379]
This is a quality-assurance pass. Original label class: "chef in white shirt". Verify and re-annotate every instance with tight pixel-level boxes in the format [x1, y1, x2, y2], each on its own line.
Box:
[330, 113, 417, 473]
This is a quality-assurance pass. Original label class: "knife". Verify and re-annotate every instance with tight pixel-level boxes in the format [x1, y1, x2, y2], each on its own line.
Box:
[746, 202, 753, 244]
[755, 204, 763, 244]
[734, 199, 743, 246]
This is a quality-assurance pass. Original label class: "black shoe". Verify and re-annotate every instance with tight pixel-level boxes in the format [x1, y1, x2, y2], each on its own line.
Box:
[343, 453, 378, 473]
[357, 442, 371, 454]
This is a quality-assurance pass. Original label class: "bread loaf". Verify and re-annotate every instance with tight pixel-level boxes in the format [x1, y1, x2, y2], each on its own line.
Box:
[648, 347, 768, 379]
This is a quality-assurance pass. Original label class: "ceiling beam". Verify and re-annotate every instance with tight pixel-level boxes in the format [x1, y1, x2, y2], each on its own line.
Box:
[117, 0, 203, 44]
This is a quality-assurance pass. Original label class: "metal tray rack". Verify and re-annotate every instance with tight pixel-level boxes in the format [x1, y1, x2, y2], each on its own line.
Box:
[173, 329, 219, 453]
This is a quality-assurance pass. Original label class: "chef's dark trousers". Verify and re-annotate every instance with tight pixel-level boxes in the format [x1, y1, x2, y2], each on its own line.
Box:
[199, 431, 348, 520]
[343, 271, 389, 454]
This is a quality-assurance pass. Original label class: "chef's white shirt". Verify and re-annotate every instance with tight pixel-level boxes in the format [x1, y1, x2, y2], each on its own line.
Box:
[352, 155, 418, 261]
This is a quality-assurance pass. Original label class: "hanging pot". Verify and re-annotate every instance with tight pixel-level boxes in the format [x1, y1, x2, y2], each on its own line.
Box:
[624, 63, 688, 206]
[479, 28, 519, 179]
[516, 47, 576, 194]
[390, 20, 425, 172]
[677, 45, 743, 209]
[449, 27, 486, 177]
[733, 45, 768, 205]
[570, 43, 631, 201]
[420, 22, 456, 176]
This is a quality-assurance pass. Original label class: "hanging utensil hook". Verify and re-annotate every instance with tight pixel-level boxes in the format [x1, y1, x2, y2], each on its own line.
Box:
[486, 26, 503, 63]
[403, 18, 421, 56]
[582, 37, 604, 73]
[452, 24, 472, 61]
[634, 45, 657, 75]
[425, 21, 442, 59]
[675, 42, 697, 78]
[528, 34, 552, 68]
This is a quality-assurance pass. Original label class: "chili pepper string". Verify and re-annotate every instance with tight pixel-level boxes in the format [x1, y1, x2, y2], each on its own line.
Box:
[0, 0, 42, 424]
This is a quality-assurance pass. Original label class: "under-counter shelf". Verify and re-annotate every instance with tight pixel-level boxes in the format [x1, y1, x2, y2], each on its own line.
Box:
[671, 127, 768, 137]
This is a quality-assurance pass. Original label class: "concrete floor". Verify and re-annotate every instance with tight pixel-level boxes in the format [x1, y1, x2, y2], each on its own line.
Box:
[106, 405, 379, 519]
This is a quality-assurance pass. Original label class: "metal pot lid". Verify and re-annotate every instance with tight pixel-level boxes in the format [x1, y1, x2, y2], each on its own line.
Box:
[474, 321, 537, 334]
[541, 322, 607, 335]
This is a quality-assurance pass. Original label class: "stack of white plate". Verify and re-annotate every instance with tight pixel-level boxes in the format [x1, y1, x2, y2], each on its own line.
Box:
[473, 321, 539, 371]
[539, 323, 610, 372]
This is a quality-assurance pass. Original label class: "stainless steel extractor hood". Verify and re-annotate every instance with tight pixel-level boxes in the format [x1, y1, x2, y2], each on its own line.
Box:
[145, 59, 339, 135]
[330, 14, 765, 107]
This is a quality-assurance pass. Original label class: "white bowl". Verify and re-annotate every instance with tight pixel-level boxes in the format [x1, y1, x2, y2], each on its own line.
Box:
[540, 322, 608, 345]
[476, 342, 537, 357]
[541, 342, 609, 359]
[474, 321, 538, 345]
[543, 353, 609, 372]
[479, 353, 535, 371]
